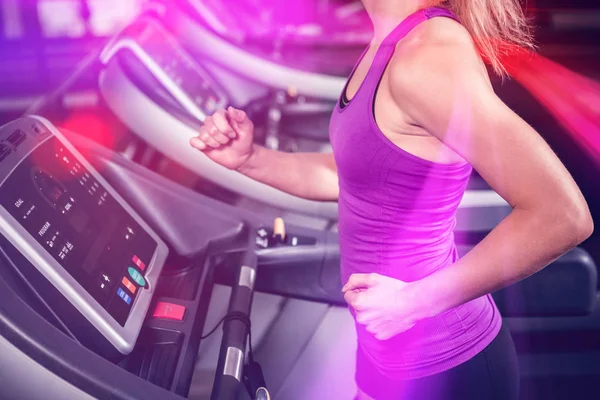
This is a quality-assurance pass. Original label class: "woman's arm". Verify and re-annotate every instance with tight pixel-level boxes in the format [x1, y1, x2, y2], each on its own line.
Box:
[391, 24, 593, 320]
[190, 108, 339, 202]
[238, 145, 340, 202]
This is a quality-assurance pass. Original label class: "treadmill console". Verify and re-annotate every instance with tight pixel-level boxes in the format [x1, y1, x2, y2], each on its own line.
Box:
[100, 17, 228, 121]
[0, 116, 168, 355]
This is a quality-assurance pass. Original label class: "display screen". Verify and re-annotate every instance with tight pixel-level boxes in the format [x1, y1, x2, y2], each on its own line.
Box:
[131, 21, 226, 115]
[0, 137, 157, 326]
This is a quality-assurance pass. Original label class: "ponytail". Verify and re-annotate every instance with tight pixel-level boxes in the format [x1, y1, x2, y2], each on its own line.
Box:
[439, 0, 535, 77]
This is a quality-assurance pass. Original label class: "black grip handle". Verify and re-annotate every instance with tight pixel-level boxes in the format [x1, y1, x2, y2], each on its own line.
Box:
[211, 225, 258, 400]
[243, 360, 267, 397]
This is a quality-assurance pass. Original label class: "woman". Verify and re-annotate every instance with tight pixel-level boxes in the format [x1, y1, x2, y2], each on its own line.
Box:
[190, 1, 594, 399]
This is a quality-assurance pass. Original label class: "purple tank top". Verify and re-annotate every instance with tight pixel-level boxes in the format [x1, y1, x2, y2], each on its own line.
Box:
[329, 7, 501, 379]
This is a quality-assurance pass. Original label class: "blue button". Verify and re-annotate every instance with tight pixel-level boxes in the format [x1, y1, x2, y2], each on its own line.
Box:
[117, 287, 132, 305]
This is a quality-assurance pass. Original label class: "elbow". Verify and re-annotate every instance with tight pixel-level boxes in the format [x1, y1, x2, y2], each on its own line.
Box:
[535, 197, 594, 250]
[564, 202, 594, 246]
[575, 212, 594, 244]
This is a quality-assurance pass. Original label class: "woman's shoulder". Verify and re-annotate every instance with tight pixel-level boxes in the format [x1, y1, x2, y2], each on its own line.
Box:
[385, 17, 495, 142]
[388, 18, 485, 100]
[397, 17, 478, 69]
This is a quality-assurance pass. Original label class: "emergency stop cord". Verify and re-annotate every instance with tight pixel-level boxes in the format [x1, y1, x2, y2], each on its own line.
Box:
[201, 311, 270, 399]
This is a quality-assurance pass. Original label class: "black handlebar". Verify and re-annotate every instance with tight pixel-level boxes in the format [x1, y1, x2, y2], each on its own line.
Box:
[210, 226, 259, 400]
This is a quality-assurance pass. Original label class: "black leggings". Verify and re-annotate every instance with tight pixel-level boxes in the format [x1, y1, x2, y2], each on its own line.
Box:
[356, 322, 520, 400]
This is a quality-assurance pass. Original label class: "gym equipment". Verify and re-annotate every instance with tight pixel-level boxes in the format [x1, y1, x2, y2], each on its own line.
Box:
[0, 116, 167, 357]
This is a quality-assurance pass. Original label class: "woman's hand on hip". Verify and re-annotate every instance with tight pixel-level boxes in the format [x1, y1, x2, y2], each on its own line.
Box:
[343, 273, 420, 340]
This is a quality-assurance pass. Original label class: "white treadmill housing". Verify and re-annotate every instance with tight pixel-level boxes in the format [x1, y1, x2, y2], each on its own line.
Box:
[0, 116, 168, 355]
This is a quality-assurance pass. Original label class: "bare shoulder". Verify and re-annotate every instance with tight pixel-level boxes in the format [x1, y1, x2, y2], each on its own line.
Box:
[389, 16, 487, 98]
[386, 16, 497, 137]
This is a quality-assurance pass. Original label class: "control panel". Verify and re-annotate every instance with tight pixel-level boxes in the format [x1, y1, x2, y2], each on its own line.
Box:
[0, 116, 168, 354]
[100, 17, 229, 121]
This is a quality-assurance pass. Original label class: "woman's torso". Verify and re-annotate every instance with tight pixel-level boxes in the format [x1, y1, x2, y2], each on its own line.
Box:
[329, 6, 501, 380]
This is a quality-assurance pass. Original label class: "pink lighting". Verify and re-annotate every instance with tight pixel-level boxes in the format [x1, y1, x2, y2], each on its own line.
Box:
[504, 50, 600, 165]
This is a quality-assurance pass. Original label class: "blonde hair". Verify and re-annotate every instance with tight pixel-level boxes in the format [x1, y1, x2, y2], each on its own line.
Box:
[439, 0, 535, 77]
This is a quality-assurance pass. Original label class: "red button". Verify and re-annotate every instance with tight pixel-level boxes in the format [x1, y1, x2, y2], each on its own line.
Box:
[152, 302, 186, 321]
[132, 255, 146, 271]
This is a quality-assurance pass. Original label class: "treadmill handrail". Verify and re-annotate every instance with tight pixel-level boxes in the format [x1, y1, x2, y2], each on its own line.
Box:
[185, 0, 233, 38]
[211, 225, 261, 400]
[100, 37, 207, 122]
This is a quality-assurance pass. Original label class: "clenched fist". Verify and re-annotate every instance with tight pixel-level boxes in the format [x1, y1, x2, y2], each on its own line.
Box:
[343, 273, 420, 341]
[189, 106, 255, 171]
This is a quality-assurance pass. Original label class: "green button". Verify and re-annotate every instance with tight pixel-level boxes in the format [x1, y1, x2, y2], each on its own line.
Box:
[128, 267, 146, 287]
